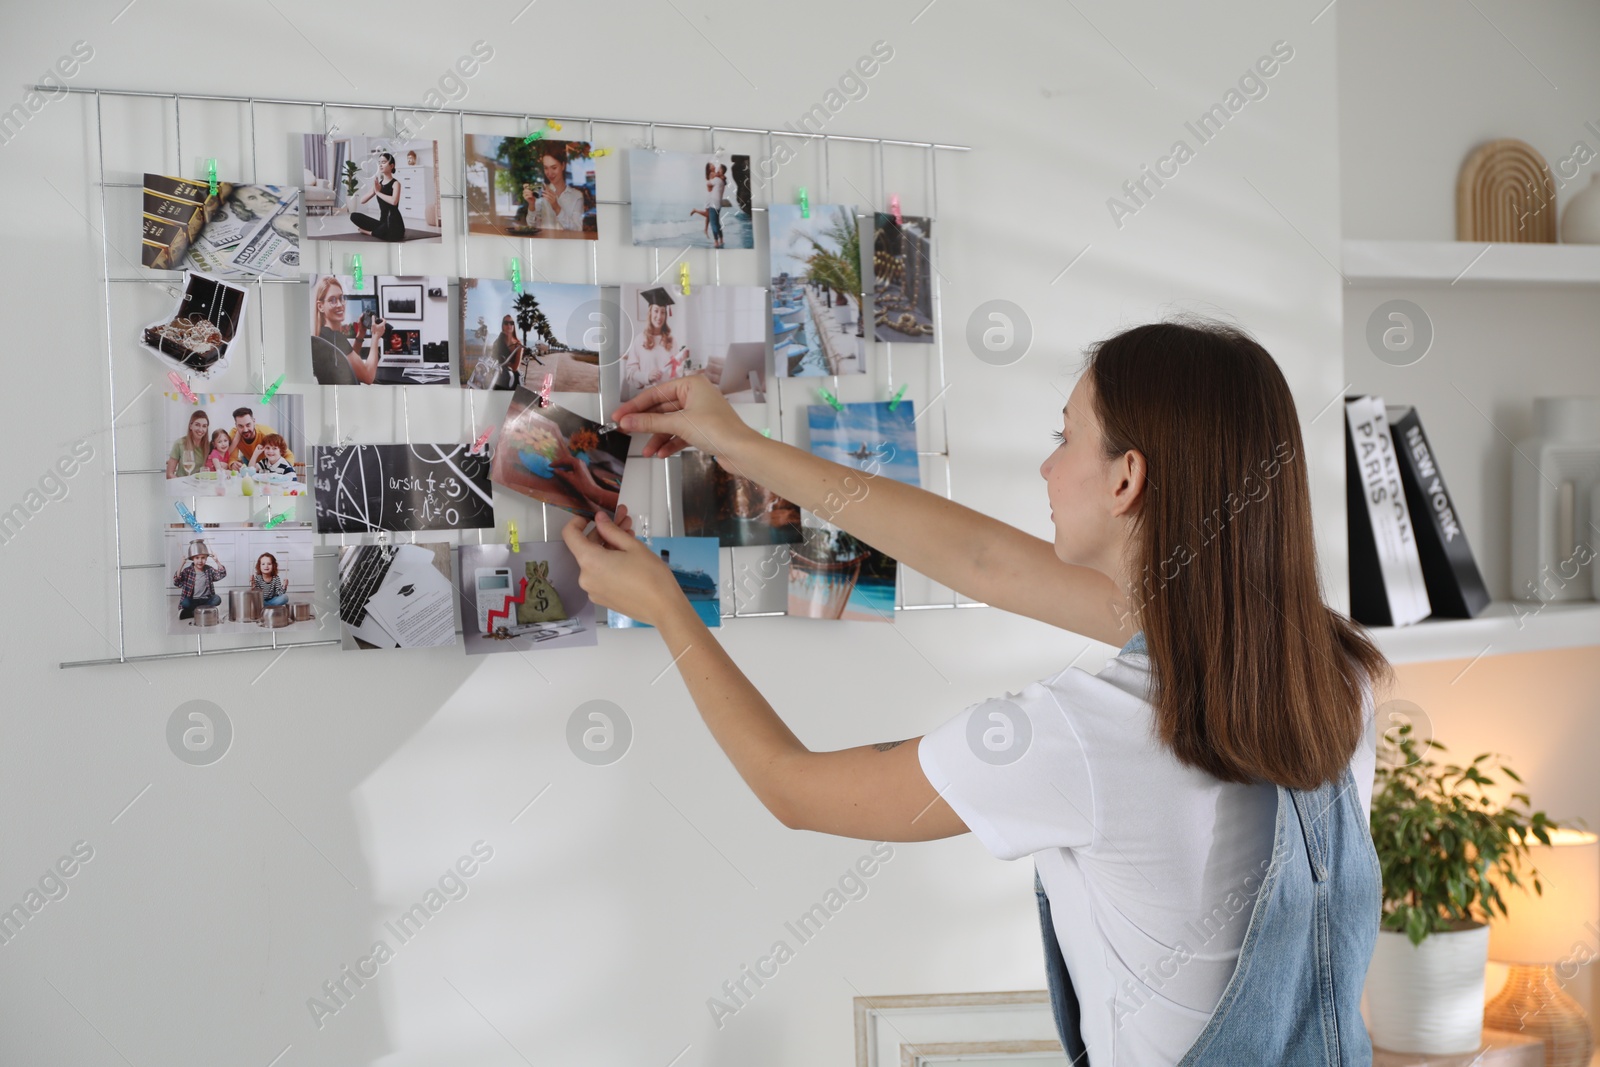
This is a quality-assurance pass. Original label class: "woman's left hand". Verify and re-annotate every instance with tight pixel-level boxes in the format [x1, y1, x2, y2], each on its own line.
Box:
[561, 507, 684, 628]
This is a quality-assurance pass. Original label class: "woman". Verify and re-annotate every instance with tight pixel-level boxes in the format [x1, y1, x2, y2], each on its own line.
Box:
[166, 409, 210, 479]
[251, 552, 288, 607]
[565, 318, 1393, 1067]
[688, 161, 726, 247]
[619, 289, 688, 402]
[309, 275, 386, 385]
[349, 151, 405, 241]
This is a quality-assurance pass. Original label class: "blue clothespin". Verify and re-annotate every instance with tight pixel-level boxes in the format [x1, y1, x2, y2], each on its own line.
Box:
[817, 388, 844, 413]
[888, 383, 908, 412]
[175, 501, 203, 533]
[798, 187, 809, 219]
[511, 257, 522, 295]
[352, 254, 363, 292]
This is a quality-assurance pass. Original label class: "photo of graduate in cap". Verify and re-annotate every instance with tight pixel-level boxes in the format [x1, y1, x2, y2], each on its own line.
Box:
[619, 283, 692, 403]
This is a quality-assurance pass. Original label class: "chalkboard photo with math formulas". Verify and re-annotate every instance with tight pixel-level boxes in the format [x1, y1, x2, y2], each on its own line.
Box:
[310, 443, 495, 533]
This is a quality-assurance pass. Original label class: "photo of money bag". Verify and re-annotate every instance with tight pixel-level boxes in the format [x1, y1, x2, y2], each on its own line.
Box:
[516, 559, 568, 625]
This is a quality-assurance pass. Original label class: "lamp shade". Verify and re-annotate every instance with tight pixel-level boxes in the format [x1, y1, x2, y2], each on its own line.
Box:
[1488, 828, 1600, 965]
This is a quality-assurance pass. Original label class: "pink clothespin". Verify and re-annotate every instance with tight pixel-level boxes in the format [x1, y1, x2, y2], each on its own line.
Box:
[168, 371, 198, 404]
[890, 194, 902, 225]
[537, 372, 553, 407]
[469, 427, 494, 455]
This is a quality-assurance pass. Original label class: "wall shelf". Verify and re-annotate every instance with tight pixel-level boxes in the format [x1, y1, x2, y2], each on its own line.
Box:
[1366, 599, 1600, 665]
[1343, 239, 1600, 285]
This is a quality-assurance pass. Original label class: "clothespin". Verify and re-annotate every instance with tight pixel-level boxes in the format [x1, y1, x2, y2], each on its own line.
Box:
[510, 257, 522, 296]
[207, 159, 218, 197]
[889, 194, 902, 225]
[261, 373, 285, 404]
[167, 371, 197, 404]
[175, 501, 203, 533]
[469, 426, 494, 455]
[376, 529, 389, 544]
[522, 120, 560, 145]
[508, 521, 519, 553]
[264, 512, 289, 529]
[679, 262, 690, 296]
[638, 515, 651, 543]
[537, 372, 553, 407]
[760, 427, 771, 438]
[888, 383, 908, 412]
[817, 387, 844, 413]
[798, 187, 809, 219]
[592, 147, 611, 158]
[546, 120, 563, 132]
[352, 254, 363, 292]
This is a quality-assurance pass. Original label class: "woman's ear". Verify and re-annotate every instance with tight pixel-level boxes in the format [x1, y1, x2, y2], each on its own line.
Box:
[1109, 449, 1146, 518]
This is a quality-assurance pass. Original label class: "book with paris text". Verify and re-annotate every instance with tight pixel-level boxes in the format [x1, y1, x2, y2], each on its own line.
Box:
[1345, 396, 1431, 626]
[1386, 405, 1490, 618]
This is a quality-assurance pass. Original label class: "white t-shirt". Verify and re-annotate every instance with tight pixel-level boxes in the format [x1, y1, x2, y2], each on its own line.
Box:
[707, 175, 726, 208]
[917, 643, 1377, 1067]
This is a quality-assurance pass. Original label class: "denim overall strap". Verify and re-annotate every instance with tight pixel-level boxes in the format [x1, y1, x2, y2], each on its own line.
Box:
[1033, 765, 1379, 1066]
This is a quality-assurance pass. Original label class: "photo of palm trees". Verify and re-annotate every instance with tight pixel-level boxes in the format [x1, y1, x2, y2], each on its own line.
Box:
[459, 280, 601, 393]
[767, 204, 865, 377]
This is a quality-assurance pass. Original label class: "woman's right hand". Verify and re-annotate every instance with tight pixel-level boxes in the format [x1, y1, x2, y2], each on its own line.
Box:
[610, 373, 756, 461]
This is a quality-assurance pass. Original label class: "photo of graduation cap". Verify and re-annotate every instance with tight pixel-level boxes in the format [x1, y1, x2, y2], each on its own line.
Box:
[639, 286, 676, 310]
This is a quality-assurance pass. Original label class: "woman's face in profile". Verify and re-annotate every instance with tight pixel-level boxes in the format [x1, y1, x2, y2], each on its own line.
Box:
[1040, 375, 1111, 571]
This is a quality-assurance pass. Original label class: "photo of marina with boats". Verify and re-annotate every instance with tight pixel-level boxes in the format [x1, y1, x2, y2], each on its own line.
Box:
[768, 203, 865, 377]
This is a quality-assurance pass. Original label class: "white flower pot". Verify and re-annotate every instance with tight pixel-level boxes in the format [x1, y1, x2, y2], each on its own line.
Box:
[1365, 924, 1489, 1054]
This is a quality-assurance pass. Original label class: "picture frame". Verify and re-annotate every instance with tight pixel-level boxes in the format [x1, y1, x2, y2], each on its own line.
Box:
[380, 280, 424, 320]
[853, 991, 1065, 1067]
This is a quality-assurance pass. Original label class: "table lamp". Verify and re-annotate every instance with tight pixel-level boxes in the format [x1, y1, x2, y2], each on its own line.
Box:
[1484, 827, 1599, 1067]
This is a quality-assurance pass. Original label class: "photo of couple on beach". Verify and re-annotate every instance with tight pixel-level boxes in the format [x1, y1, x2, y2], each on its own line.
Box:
[629, 150, 753, 250]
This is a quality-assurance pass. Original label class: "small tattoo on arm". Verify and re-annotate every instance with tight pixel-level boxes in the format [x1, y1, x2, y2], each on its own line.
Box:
[873, 739, 910, 752]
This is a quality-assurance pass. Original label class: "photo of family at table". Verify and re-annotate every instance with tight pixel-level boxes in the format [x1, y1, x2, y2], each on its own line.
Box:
[163, 392, 306, 497]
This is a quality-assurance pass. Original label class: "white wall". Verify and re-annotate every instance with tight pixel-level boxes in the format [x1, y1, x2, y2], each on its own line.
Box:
[4, 2, 1347, 1065]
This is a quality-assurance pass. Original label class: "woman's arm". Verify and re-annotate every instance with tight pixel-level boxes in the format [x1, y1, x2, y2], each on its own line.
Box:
[348, 326, 384, 385]
[378, 179, 401, 205]
[615, 377, 1137, 646]
[655, 598, 969, 842]
[166, 455, 178, 478]
[723, 433, 1134, 647]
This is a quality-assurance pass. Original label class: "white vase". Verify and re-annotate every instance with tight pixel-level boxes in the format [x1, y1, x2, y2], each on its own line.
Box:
[1365, 924, 1489, 1055]
[1561, 173, 1600, 244]
[1511, 398, 1600, 603]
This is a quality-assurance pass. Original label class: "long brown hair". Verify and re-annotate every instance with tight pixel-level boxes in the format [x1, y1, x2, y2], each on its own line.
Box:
[1085, 315, 1393, 790]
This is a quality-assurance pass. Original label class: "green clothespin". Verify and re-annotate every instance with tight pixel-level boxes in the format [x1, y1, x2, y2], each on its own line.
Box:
[888, 383, 908, 412]
[207, 158, 218, 196]
[264, 511, 289, 529]
[760, 427, 771, 438]
[817, 387, 844, 413]
[798, 187, 809, 219]
[511, 257, 522, 295]
[261, 373, 285, 405]
[352, 254, 363, 292]
[522, 128, 546, 145]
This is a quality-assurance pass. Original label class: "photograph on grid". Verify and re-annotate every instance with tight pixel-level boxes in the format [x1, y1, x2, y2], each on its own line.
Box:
[871, 213, 935, 343]
[299, 135, 442, 242]
[140, 270, 249, 379]
[464, 134, 597, 239]
[619, 284, 692, 404]
[460, 278, 601, 393]
[607, 537, 722, 629]
[628, 150, 753, 250]
[163, 521, 318, 634]
[679, 448, 802, 549]
[807, 399, 921, 487]
[686, 284, 769, 403]
[489, 394, 630, 520]
[163, 391, 307, 498]
[310, 444, 495, 534]
[767, 203, 865, 377]
[142, 173, 301, 280]
[308, 275, 451, 386]
[457, 542, 597, 655]
[337, 541, 457, 650]
[786, 519, 897, 623]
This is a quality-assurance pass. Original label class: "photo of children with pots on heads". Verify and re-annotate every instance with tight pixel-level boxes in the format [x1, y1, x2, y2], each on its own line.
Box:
[163, 522, 317, 634]
[163, 392, 306, 497]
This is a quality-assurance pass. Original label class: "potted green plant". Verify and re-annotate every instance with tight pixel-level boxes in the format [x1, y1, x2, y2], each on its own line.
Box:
[1366, 722, 1558, 1055]
[340, 159, 361, 204]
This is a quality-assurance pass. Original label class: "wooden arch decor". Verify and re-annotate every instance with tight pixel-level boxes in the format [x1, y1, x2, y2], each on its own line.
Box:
[1457, 138, 1558, 242]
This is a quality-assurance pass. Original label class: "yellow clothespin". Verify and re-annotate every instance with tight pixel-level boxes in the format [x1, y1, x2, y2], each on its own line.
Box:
[508, 521, 519, 553]
[679, 262, 690, 296]
[592, 147, 611, 158]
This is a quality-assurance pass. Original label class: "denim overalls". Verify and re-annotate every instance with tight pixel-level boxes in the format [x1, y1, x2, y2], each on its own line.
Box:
[1033, 631, 1381, 1066]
